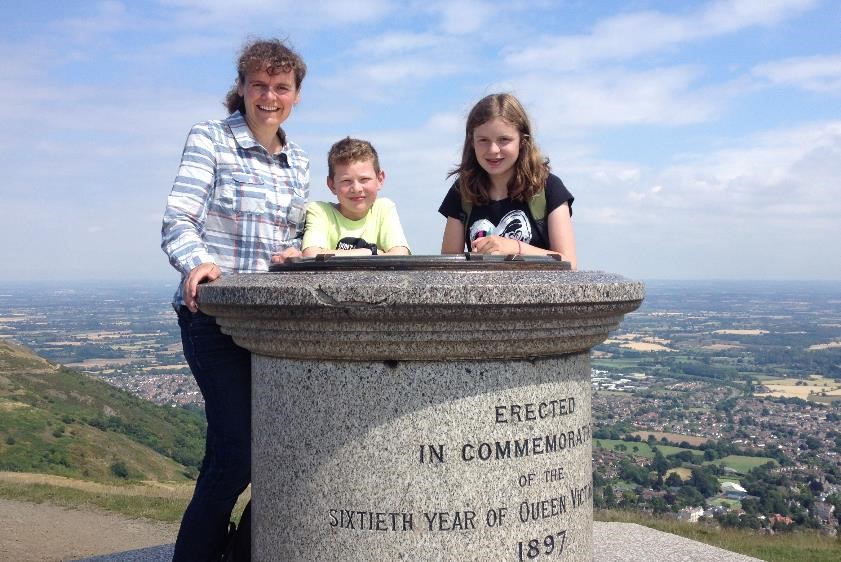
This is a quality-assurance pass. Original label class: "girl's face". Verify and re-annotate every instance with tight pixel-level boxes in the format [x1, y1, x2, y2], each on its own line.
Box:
[472, 117, 521, 186]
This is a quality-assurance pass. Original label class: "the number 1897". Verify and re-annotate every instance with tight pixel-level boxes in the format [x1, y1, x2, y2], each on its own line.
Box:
[516, 530, 567, 560]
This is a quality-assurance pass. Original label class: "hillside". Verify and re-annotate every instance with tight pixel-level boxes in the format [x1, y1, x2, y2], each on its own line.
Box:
[0, 338, 204, 482]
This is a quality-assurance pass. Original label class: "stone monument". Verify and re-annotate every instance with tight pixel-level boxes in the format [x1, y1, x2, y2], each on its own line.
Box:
[199, 255, 644, 561]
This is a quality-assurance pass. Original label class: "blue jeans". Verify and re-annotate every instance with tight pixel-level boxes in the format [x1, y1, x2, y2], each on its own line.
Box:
[173, 307, 251, 562]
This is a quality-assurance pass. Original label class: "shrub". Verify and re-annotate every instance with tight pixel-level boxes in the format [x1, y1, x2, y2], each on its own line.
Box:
[110, 461, 129, 479]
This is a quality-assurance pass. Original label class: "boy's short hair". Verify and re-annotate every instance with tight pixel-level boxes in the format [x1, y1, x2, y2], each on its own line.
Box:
[328, 137, 381, 178]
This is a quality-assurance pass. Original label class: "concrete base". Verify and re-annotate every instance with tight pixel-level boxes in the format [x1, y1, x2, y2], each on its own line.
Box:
[198, 268, 646, 560]
[72, 523, 764, 561]
[253, 355, 593, 561]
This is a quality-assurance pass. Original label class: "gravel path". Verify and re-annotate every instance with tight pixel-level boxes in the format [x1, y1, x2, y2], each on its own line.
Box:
[0, 499, 177, 562]
[0, 499, 765, 562]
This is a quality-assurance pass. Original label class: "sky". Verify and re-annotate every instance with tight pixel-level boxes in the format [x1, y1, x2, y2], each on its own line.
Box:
[1, 0, 839, 283]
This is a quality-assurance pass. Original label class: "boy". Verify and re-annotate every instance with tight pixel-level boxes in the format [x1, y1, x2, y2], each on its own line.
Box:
[301, 137, 410, 257]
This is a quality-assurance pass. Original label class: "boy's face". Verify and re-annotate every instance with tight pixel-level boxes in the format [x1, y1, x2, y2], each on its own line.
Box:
[327, 159, 385, 221]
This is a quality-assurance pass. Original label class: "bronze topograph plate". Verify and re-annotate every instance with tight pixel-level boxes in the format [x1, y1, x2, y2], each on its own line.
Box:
[269, 253, 572, 272]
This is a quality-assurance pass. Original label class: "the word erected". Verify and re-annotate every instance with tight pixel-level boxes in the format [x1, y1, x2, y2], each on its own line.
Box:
[496, 398, 575, 424]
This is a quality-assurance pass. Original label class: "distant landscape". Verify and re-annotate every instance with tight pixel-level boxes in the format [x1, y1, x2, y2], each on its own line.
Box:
[0, 279, 840, 561]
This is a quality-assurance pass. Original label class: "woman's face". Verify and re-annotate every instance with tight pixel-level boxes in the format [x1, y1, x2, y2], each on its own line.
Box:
[237, 67, 300, 135]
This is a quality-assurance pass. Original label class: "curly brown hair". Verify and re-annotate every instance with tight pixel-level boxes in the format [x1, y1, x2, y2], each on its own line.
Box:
[448, 93, 550, 205]
[327, 137, 381, 178]
[224, 38, 307, 115]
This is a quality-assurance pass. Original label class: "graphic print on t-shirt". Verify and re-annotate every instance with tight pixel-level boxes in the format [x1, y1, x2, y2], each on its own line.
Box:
[468, 210, 532, 243]
[337, 236, 372, 250]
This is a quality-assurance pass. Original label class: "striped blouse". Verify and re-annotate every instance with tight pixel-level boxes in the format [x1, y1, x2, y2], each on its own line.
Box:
[161, 111, 310, 307]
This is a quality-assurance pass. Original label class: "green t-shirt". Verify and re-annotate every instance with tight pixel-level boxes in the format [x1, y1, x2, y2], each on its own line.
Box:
[301, 198, 410, 253]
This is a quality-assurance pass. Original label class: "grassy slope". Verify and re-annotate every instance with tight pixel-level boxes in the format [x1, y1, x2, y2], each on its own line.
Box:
[0, 339, 204, 482]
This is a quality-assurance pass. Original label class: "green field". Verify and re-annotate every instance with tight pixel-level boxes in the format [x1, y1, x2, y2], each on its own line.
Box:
[591, 359, 643, 370]
[595, 439, 700, 460]
[707, 455, 777, 473]
[597, 441, 775, 474]
[708, 497, 742, 509]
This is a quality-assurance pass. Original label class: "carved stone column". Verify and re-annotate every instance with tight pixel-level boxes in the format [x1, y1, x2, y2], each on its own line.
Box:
[199, 258, 643, 561]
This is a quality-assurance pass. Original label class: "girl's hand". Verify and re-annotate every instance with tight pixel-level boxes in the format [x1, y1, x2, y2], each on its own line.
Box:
[471, 235, 518, 255]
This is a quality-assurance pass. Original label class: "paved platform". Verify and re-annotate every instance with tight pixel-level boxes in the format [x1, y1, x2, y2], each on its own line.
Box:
[73, 522, 763, 561]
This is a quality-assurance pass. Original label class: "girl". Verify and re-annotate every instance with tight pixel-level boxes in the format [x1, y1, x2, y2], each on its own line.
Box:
[438, 93, 577, 269]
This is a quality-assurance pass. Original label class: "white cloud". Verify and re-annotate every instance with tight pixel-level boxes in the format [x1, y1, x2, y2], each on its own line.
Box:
[504, 0, 816, 71]
[752, 53, 841, 93]
[575, 120, 841, 229]
[314, 56, 466, 104]
[159, 0, 394, 27]
[353, 31, 446, 57]
[702, 0, 817, 31]
[516, 66, 724, 129]
[434, 0, 493, 34]
[59, 0, 132, 40]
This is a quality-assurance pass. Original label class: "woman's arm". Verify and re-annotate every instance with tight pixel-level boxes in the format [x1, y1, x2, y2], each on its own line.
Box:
[161, 125, 220, 311]
[161, 125, 217, 276]
[441, 217, 466, 254]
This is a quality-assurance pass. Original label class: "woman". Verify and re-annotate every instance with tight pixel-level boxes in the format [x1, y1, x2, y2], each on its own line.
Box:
[161, 38, 309, 560]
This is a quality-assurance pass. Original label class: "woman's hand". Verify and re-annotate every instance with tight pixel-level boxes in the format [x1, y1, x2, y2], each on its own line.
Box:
[471, 235, 519, 255]
[271, 247, 303, 264]
[183, 262, 221, 313]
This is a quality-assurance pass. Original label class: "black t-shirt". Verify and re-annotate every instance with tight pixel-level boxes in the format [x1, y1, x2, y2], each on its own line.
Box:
[437, 174, 573, 250]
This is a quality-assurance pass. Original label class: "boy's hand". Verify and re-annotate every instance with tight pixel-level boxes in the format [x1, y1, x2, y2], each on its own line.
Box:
[271, 247, 303, 264]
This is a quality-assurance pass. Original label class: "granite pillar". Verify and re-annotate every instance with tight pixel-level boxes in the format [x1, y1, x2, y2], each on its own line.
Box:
[199, 261, 644, 561]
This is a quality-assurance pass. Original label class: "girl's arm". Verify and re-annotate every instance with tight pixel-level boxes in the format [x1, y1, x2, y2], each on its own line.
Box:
[383, 246, 410, 255]
[470, 202, 577, 268]
[441, 217, 466, 254]
[545, 202, 577, 269]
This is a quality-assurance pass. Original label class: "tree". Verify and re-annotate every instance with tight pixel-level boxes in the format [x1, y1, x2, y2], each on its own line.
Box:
[804, 435, 822, 451]
[651, 450, 670, 477]
[651, 496, 669, 515]
[741, 497, 760, 514]
[604, 485, 616, 508]
[676, 485, 705, 507]
[689, 467, 719, 498]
